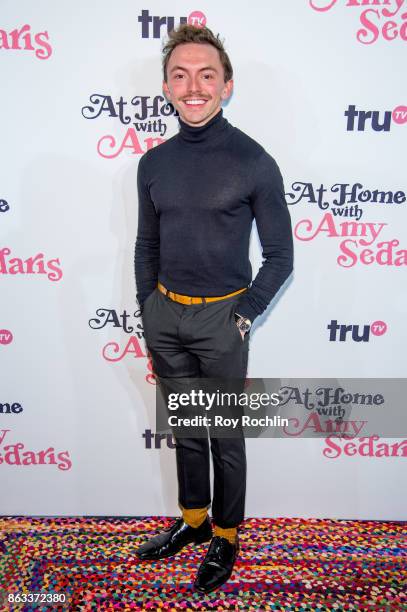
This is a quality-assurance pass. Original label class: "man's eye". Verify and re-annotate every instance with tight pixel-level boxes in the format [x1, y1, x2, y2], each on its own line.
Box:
[174, 74, 184, 79]
[203, 74, 213, 79]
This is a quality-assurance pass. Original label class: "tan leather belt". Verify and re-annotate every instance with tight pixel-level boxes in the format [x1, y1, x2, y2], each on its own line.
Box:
[158, 282, 246, 305]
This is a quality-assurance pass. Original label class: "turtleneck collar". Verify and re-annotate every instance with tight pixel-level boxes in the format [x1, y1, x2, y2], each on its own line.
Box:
[178, 108, 230, 145]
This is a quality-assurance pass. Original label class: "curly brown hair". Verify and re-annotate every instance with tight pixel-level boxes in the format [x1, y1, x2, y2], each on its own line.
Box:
[162, 24, 233, 83]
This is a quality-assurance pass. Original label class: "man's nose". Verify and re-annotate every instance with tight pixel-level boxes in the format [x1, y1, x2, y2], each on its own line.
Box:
[188, 74, 202, 93]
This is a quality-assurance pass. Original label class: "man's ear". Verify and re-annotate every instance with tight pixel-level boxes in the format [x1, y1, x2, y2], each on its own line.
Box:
[163, 80, 171, 100]
[221, 79, 233, 101]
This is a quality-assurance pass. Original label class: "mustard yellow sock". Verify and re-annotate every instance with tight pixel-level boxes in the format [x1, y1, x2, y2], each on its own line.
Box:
[214, 526, 238, 545]
[179, 504, 208, 529]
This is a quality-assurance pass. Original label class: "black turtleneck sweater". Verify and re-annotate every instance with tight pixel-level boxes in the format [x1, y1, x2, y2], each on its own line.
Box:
[134, 109, 293, 323]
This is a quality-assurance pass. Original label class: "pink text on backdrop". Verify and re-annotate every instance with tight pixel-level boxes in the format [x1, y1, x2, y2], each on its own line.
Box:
[0, 24, 52, 59]
[0, 248, 62, 281]
[0, 430, 71, 470]
[323, 435, 407, 458]
[102, 336, 156, 384]
[309, 0, 407, 44]
[294, 212, 407, 267]
[97, 129, 165, 158]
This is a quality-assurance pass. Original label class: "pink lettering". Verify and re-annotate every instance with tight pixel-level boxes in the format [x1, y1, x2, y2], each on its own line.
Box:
[97, 128, 165, 158]
[0, 248, 63, 280]
[47, 258, 63, 281]
[323, 435, 407, 459]
[9, 257, 25, 274]
[98, 128, 144, 158]
[337, 238, 407, 267]
[309, 0, 340, 12]
[57, 451, 72, 470]
[0, 24, 52, 59]
[295, 213, 386, 243]
[4, 443, 24, 465]
[0, 442, 72, 470]
[103, 335, 147, 361]
[25, 253, 46, 274]
[0, 29, 10, 49]
[343, 441, 358, 455]
[34, 31, 52, 60]
[310, 0, 407, 44]
[357, 8, 381, 42]
[323, 436, 342, 458]
[382, 18, 399, 38]
[0, 430, 11, 445]
[295, 212, 339, 241]
[284, 412, 328, 436]
[9, 24, 33, 50]
[382, 0, 405, 17]
[0, 248, 11, 272]
[359, 435, 380, 456]
[391, 440, 407, 456]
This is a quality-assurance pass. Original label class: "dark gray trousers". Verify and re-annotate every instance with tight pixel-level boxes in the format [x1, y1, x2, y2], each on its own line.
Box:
[142, 288, 249, 528]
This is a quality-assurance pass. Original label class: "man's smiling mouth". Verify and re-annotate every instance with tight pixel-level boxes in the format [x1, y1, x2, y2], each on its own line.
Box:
[183, 99, 208, 106]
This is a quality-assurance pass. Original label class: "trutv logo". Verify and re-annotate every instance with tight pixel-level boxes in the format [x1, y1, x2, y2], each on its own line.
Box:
[0, 329, 13, 345]
[138, 9, 207, 38]
[345, 104, 407, 131]
[328, 319, 388, 341]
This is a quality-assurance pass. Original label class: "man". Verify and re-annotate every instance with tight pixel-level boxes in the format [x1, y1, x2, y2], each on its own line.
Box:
[134, 24, 293, 593]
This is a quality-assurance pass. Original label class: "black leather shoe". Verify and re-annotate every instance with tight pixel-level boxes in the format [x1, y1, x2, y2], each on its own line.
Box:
[136, 516, 212, 560]
[194, 535, 239, 593]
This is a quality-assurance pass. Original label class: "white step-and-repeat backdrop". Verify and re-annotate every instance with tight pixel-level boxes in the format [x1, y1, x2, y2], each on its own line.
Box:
[1, 0, 406, 519]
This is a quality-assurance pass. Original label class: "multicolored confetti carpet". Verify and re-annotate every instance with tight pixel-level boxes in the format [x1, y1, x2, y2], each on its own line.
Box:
[0, 516, 406, 611]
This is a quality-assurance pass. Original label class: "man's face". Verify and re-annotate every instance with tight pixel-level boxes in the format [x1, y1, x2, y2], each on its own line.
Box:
[163, 42, 233, 127]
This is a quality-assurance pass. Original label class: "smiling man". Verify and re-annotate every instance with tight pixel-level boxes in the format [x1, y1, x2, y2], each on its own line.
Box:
[163, 39, 232, 126]
[134, 25, 293, 593]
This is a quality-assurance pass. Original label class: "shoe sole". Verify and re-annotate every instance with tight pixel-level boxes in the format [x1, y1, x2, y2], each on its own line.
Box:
[193, 570, 234, 594]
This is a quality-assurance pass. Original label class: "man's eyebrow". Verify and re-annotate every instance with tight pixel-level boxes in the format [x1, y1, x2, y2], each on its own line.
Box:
[170, 65, 218, 73]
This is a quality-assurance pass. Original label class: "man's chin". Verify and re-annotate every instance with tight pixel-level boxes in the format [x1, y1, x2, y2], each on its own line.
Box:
[179, 107, 219, 127]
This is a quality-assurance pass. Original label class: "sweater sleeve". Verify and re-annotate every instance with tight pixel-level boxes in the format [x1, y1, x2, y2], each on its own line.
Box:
[134, 154, 160, 307]
[235, 151, 293, 322]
